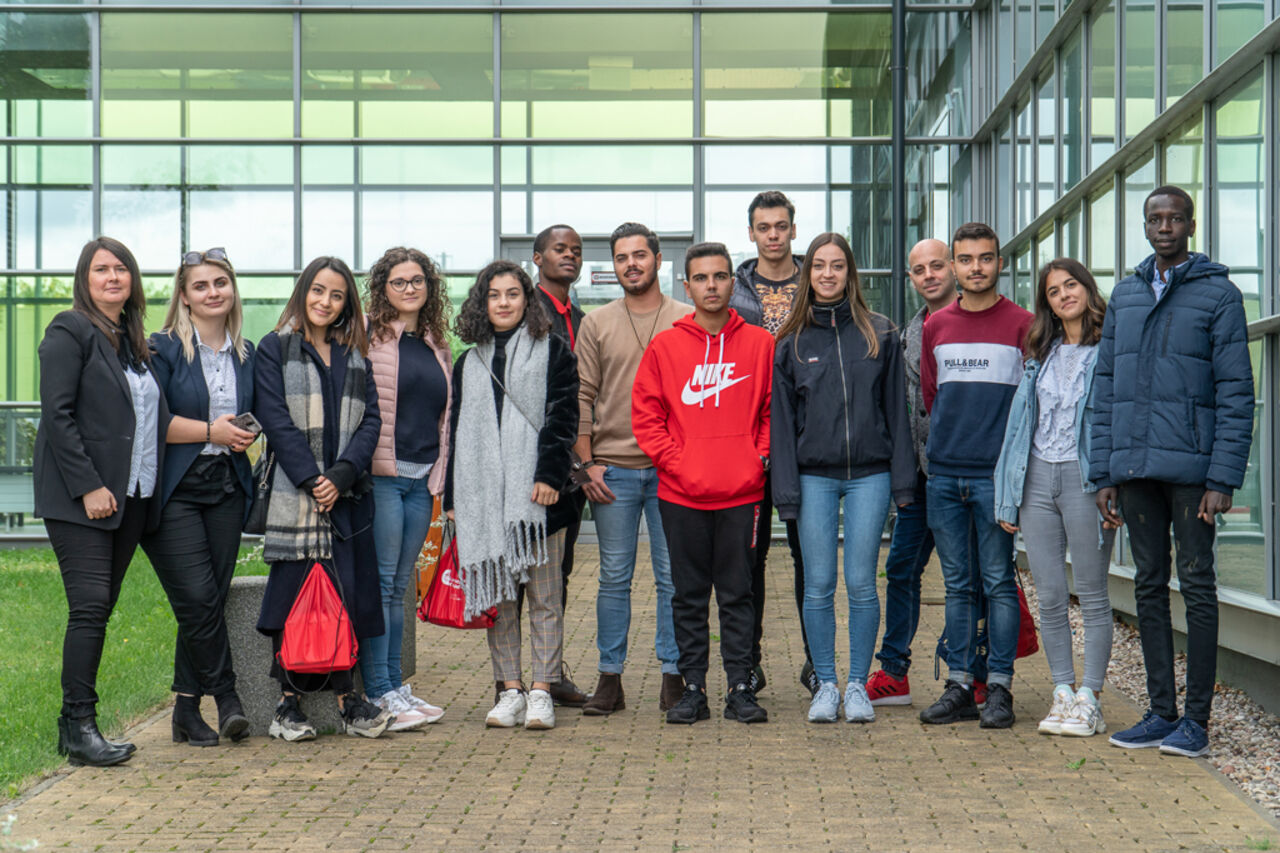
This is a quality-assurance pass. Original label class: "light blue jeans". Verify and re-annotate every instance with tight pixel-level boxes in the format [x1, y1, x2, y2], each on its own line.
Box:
[797, 472, 892, 685]
[359, 474, 433, 699]
[591, 466, 680, 675]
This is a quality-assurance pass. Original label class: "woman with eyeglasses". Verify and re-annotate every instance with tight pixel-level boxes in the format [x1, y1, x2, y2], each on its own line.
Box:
[140, 247, 255, 747]
[35, 237, 169, 766]
[358, 247, 452, 730]
[253, 256, 392, 741]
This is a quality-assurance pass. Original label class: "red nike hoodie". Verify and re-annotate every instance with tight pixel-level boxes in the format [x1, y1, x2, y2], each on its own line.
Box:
[632, 309, 774, 510]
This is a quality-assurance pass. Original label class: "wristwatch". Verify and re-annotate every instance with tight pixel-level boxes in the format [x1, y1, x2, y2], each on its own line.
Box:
[585, 459, 606, 469]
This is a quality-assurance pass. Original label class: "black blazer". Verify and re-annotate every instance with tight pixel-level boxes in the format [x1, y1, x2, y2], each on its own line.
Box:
[148, 330, 255, 514]
[34, 310, 170, 530]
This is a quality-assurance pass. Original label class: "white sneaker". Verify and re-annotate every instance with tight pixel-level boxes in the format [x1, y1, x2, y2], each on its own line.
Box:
[486, 688, 527, 728]
[376, 690, 430, 732]
[843, 682, 875, 723]
[398, 683, 445, 723]
[808, 681, 840, 723]
[525, 689, 556, 730]
[1038, 685, 1076, 735]
[1060, 693, 1106, 737]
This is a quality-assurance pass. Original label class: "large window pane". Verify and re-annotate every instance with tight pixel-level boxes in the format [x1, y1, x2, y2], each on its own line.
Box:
[1089, 3, 1116, 165]
[905, 11, 970, 137]
[906, 144, 962, 250]
[301, 14, 492, 139]
[1062, 204, 1081, 261]
[1217, 340, 1266, 596]
[189, 146, 292, 186]
[301, 191, 354, 265]
[1166, 0, 1204, 106]
[1036, 72, 1055, 216]
[361, 146, 493, 186]
[1015, 0, 1033, 74]
[1163, 115, 1203, 254]
[1016, 100, 1032, 232]
[534, 146, 692, 186]
[188, 191, 294, 270]
[1123, 157, 1154, 274]
[13, 145, 91, 186]
[101, 190, 181, 270]
[1089, 182, 1116, 294]
[1215, 69, 1264, 320]
[997, 1, 1013, 96]
[0, 12, 92, 137]
[995, 116, 1013, 239]
[1061, 29, 1083, 191]
[1123, 2, 1156, 138]
[361, 191, 493, 271]
[14, 190, 92, 269]
[705, 145, 823, 186]
[102, 145, 182, 186]
[503, 14, 692, 139]
[101, 14, 293, 139]
[1217, 2, 1264, 67]
[702, 13, 889, 138]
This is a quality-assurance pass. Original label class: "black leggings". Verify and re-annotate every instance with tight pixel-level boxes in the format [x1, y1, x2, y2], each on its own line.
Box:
[46, 498, 149, 718]
[141, 456, 245, 697]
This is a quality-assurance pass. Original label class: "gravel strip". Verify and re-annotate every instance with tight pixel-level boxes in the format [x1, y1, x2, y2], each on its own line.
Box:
[1018, 566, 1280, 820]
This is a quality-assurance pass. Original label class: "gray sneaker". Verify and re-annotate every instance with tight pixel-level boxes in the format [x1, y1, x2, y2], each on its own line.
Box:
[808, 681, 839, 723]
[843, 681, 876, 723]
[268, 695, 317, 742]
[340, 694, 393, 738]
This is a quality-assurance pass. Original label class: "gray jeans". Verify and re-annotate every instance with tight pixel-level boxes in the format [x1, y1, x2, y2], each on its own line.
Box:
[1019, 456, 1116, 692]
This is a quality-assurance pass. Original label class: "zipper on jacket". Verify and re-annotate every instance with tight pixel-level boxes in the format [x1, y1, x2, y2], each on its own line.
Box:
[831, 310, 853, 478]
[1161, 314, 1173, 356]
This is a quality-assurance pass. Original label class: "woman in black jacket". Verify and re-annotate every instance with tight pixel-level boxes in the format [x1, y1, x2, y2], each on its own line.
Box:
[771, 233, 915, 725]
[253, 256, 391, 741]
[142, 247, 256, 747]
[34, 237, 169, 767]
[444, 260, 578, 731]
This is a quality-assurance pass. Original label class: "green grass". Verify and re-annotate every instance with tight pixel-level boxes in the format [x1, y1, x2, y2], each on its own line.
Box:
[0, 544, 268, 800]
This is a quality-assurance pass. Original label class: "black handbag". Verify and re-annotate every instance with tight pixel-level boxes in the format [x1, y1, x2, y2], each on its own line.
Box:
[243, 447, 275, 535]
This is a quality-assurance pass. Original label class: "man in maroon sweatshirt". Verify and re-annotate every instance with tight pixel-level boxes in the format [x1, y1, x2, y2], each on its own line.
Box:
[632, 241, 775, 725]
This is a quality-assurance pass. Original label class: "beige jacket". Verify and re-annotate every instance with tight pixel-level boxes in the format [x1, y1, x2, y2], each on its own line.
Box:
[368, 319, 453, 494]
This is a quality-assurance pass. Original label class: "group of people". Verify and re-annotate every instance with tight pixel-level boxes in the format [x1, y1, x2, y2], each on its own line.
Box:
[33, 185, 1252, 768]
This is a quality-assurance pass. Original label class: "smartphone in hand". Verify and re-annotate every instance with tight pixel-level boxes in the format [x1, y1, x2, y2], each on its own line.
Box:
[229, 412, 263, 435]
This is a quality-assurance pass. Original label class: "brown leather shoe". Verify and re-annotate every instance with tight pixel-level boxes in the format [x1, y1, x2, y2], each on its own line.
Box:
[659, 673, 685, 711]
[581, 673, 625, 716]
[549, 665, 588, 707]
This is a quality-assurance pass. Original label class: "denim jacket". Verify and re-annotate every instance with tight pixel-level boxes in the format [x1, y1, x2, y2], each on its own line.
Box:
[994, 345, 1099, 528]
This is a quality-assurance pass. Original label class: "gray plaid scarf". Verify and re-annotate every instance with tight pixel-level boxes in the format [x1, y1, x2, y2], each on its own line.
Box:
[263, 328, 367, 562]
[454, 326, 549, 619]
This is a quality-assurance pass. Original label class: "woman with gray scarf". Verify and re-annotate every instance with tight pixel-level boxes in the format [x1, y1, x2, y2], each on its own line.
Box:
[444, 260, 579, 731]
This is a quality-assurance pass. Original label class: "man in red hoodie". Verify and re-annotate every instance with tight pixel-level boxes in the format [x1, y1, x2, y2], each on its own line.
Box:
[632, 242, 775, 725]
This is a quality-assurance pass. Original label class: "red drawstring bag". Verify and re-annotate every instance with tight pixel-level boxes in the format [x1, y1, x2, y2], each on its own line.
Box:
[417, 538, 496, 629]
[1015, 584, 1039, 659]
[277, 561, 359, 673]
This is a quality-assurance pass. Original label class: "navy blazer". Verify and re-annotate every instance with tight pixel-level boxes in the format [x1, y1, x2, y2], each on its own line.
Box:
[148, 330, 256, 514]
[34, 310, 170, 531]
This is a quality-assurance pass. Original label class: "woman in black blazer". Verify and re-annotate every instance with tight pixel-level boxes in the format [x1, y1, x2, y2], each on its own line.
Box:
[142, 248, 257, 747]
[34, 237, 169, 767]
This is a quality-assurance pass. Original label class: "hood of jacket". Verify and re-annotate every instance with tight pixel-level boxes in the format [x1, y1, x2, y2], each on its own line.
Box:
[1134, 251, 1230, 289]
[729, 254, 806, 325]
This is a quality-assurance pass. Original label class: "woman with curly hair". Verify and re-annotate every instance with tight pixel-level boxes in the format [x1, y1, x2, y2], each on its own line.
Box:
[444, 260, 578, 730]
[358, 246, 452, 730]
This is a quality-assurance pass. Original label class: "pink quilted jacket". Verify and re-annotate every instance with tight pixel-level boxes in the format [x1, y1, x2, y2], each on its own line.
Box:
[367, 319, 453, 494]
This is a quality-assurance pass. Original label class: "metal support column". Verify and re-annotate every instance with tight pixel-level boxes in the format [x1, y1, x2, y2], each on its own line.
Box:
[891, 0, 907, 326]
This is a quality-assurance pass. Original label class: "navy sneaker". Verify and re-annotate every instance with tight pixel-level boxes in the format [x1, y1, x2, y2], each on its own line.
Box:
[1159, 718, 1209, 758]
[1108, 710, 1179, 749]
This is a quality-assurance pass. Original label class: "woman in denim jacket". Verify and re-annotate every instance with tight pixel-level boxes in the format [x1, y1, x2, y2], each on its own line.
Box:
[994, 258, 1115, 738]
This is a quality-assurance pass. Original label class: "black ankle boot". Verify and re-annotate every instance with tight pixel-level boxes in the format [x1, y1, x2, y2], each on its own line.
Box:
[172, 694, 219, 746]
[57, 715, 132, 767]
[214, 691, 250, 742]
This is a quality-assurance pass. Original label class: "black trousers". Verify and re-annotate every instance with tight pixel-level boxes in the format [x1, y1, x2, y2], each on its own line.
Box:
[141, 456, 244, 697]
[1119, 479, 1219, 725]
[753, 473, 808, 666]
[46, 496, 149, 718]
[659, 499, 757, 689]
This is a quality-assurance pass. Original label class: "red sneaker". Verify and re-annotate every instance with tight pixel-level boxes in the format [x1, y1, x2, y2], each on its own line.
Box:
[866, 670, 912, 706]
[973, 680, 988, 708]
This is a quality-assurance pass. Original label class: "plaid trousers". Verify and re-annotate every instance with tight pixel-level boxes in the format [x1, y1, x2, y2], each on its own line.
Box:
[487, 528, 565, 683]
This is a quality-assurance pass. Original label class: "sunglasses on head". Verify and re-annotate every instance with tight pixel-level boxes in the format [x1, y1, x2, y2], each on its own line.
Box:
[182, 247, 229, 266]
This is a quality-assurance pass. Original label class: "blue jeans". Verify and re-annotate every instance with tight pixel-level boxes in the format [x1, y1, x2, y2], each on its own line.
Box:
[797, 472, 891, 685]
[359, 475, 433, 699]
[926, 474, 1018, 689]
[875, 471, 933, 678]
[591, 466, 680, 675]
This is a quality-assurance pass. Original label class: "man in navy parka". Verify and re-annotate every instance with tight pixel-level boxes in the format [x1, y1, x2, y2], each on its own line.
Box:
[1090, 184, 1254, 758]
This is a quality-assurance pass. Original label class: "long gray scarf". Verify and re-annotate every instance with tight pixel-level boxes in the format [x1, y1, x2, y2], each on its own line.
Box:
[263, 328, 367, 562]
[454, 326, 549, 619]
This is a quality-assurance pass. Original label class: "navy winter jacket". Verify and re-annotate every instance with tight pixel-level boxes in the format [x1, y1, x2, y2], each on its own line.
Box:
[1089, 252, 1254, 493]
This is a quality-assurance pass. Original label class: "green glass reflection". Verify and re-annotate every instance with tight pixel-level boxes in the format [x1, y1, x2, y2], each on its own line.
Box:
[1089, 3, 1116, 165]
[101, 190, 181, 270]
[1163, 115, 1203, 254]
[14, 190, 92, 269]
[702, 13, 889, 138]
[101, 13, 293, 139]
[529, 146, 691, 186]
[361, 147, 493, 185]
[996, 116, 1013, 239]
[1123, 2, 1156, 139]
[102, 146, 182, 185]
[1215, 70, 1263, 308]
[997, 1, 1013, 95]
[1122, 157, 1154, 273]
[189, 146, 293, 186]
[1013, 247, 1033, 308]
[302, 146, 355, 185]
[0, 13, 92, 138]
[1036, 73, 1055, 216]
[1088, 183, 1115, 282]
[905, 144, 956, 249]
[1016, 100, 1032, 232]
[301, 14, 493, 139]
[1166, 0, 1204, 106]
[1216, 338, 1265, 596]
[1062, 204, 1081, 261]
[13, 145, 90, 185]
[503, 14, 692, 139]
[1061, 30, 1083, 191]
[1216, 1, 1264, 67]
[904, 11, 970, 137]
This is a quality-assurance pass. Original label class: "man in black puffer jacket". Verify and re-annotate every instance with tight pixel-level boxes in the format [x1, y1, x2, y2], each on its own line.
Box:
[1092, 185, 1253, 759]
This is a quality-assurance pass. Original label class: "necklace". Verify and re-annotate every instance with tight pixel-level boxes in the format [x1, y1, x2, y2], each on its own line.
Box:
[623, 296, 663, 353]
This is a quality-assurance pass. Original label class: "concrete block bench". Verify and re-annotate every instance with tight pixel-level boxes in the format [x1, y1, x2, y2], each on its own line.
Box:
[226, 574, 416, 736]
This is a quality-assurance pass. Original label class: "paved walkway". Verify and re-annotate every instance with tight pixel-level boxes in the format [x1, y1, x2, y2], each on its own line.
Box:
[11, 544, 1280, 851]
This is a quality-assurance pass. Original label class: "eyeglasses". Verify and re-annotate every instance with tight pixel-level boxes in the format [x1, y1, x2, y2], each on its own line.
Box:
[182, 247, 229, 266]
[388, 275, 427, 292]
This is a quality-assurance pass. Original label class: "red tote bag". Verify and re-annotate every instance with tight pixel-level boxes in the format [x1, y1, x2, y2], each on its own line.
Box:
[1015, 584, 1040, 659]
[417, 538, 497, 629]
[277, 561, 359, 674]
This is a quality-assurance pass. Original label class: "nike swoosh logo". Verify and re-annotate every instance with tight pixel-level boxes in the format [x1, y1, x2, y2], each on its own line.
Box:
[681, 374, 750, 405]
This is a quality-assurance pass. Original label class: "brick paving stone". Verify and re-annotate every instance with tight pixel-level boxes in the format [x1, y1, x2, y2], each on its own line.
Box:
[8, 543, 1280, 851]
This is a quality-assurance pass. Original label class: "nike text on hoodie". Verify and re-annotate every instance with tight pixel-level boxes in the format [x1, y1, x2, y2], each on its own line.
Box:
[632, 309, 775, 510]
